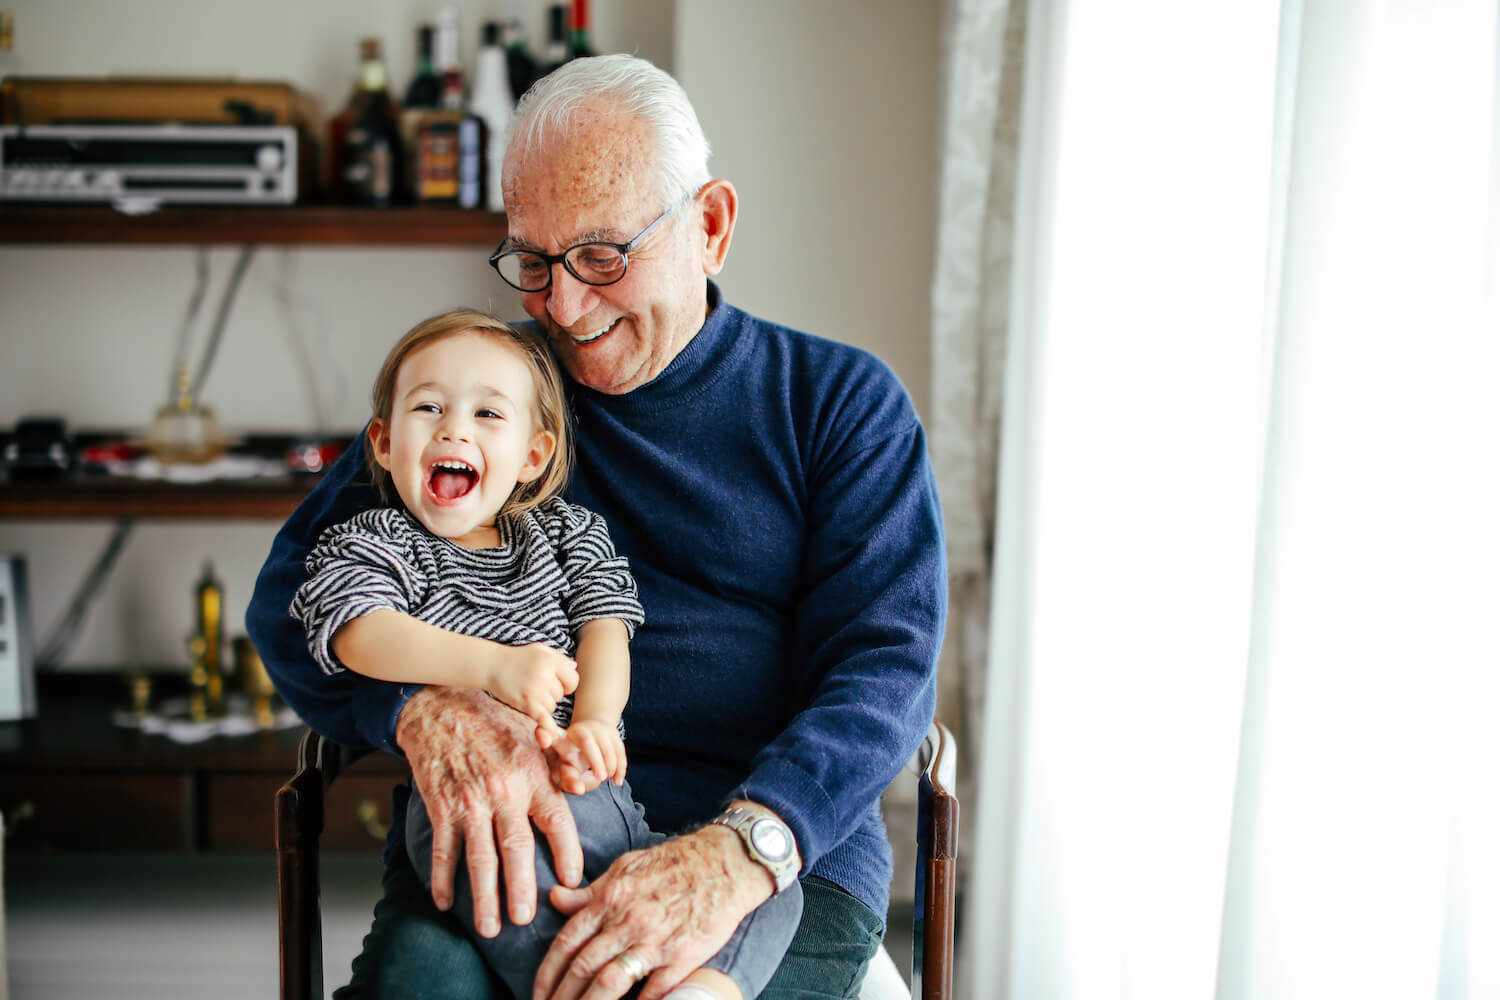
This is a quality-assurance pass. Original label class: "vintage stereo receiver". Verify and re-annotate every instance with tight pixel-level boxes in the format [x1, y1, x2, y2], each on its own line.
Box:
[0, 123, 298, 205]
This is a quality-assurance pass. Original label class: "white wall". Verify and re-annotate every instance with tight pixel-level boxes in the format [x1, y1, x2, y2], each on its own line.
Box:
[0, 0, 939, 676]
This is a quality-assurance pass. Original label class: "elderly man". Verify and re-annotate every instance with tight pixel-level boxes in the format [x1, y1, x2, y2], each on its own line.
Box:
[248, 54, 944, 1000]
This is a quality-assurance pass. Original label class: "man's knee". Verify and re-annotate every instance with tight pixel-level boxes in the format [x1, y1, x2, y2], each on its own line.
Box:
[760, 877, 883, 1000]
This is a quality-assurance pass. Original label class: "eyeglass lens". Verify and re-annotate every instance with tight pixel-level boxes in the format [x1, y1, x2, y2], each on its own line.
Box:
[497, 244, 628, 291]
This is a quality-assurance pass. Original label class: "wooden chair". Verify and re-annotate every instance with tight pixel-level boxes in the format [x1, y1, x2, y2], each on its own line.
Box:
[276, 721, 959, 1000]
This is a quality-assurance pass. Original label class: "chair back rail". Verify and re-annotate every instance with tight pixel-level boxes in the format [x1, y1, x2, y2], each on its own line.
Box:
[912, 721, 959, 1000]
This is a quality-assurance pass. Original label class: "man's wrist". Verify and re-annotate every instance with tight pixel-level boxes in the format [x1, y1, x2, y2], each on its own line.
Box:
[710, 801, 801, 896]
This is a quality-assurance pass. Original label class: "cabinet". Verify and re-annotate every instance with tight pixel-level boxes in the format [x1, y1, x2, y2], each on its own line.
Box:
[0, 676, 408, 853]
[0, 203, 479, 849]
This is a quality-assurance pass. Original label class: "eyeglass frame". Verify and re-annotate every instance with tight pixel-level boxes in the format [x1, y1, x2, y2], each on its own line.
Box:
[488, 191, 695, 293]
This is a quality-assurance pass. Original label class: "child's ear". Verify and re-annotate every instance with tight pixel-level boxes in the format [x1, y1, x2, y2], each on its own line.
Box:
[368, 419, 393, 470]
[517, 429, 557, 484]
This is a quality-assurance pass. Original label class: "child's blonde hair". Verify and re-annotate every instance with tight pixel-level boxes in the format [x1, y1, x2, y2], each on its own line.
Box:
[367, 309, 572, 523]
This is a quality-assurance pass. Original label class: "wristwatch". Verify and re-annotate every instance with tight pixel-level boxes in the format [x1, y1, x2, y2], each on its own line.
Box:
[711, 805, 800, 895]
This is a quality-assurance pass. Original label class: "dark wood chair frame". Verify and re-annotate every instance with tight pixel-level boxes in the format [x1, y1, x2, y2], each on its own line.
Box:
[276, 721, 958, 1000]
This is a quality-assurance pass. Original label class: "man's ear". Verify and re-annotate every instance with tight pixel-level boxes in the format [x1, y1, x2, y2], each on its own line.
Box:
[517, 429, 558, 484]
[368, 418, 393, 470]
[697, 179, 738, 277]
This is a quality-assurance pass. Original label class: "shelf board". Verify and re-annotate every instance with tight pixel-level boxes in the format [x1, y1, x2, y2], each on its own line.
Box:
[0, 475, 318, 519]
[0, 203, 507, 246]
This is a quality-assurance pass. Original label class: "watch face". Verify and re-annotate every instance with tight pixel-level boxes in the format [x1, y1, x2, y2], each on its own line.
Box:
[749, 818, 793, 863]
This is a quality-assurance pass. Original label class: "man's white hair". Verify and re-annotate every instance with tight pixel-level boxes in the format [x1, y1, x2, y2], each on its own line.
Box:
[508, 53, 712, 206]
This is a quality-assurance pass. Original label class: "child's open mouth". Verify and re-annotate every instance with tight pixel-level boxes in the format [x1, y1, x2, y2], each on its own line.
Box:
[428, 460, 478, 502]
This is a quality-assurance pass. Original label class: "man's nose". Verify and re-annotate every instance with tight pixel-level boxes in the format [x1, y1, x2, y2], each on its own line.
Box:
[544, 264, 598, 329]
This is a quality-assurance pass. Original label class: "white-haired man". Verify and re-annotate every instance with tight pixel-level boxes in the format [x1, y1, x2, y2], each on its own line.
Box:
[249, 53, 945, 1000]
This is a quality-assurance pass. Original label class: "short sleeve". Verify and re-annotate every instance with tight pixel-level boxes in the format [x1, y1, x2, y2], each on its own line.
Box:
[534, 498, 645, 638]
[289, 510, 428, 675]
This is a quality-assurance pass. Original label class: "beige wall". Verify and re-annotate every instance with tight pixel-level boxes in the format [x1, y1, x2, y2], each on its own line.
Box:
[0, 0, 939, 675]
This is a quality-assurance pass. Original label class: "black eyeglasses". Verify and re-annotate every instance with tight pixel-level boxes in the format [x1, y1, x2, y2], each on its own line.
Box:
[489, 192, 692, 292]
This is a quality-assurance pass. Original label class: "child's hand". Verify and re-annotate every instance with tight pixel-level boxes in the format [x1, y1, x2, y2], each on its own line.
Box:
[485, 643, 578, 743]
[546, 719, 627, 795]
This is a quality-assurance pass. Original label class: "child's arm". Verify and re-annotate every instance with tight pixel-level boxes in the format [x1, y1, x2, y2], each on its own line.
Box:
[332, 609, 578, 739]
[548, 617, 631, 794]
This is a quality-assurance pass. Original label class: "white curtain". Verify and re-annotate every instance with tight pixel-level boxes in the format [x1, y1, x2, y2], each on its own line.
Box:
[945, 1, 1500, 998]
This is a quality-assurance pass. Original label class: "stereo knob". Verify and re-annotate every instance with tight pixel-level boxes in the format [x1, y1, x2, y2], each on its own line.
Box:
[256, 144, 284, 172]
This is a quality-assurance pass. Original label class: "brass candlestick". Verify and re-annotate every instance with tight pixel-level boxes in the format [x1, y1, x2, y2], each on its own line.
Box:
[186, 635, 209, 721]
[194, 562, 225, 716]
[234, 635, 278, 729]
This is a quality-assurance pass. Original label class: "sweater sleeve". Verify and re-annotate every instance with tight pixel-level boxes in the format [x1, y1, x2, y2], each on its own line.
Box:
[540, 498, 646, 639]
[732, 386, 946, 874]
[245, 434, 421, 754]
[290, 511, 425, 676]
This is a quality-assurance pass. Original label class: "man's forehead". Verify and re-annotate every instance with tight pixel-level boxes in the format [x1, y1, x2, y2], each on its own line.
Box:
[503, 113, 656, 248]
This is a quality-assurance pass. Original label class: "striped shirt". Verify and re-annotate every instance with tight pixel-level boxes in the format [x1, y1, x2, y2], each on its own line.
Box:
[290, 498, 644, 730]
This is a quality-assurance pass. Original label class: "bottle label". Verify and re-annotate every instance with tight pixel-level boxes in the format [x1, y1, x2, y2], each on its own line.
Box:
[418, 118, 460, 201]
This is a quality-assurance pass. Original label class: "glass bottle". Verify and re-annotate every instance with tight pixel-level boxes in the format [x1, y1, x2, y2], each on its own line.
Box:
[569, 0, 596, 58]
[401, 25, 443, 202]
[469, 20, 515, 212]
[503, 18, 538, 99]
[539, 3, 571, 80]
[416, 69, 485, 209]
[338, 38, 405, 207]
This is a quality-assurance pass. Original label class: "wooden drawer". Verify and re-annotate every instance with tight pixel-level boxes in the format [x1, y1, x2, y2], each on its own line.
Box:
[0, 772, 192, 850]
[204, 771, 403, 852]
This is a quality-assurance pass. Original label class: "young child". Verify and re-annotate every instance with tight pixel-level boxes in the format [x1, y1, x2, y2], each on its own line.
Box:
[289, 310, 799, 1000]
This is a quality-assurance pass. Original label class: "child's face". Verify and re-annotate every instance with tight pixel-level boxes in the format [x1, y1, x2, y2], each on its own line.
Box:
[369, 330, 556, 547]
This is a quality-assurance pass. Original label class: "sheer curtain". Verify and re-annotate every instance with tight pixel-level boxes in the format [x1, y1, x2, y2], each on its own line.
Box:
[947, 1, 1500, 997]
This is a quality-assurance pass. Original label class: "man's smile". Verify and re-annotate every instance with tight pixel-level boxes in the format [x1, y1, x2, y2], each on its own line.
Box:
[565, 317, 622, 345]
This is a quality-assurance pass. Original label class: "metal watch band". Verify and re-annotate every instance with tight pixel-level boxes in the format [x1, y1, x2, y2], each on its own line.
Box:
[711, 805, 799, 895]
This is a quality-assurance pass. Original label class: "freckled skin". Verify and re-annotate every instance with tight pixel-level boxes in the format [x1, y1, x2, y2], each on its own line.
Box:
[501, 104, 710, 396]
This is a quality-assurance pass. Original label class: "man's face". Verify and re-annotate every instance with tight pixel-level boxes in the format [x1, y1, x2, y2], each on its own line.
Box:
[501, 109, 709, 395]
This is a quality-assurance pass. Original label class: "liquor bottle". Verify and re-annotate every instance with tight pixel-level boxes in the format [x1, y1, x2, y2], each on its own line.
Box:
[539, 3, 571, 80]
[338, 38, 405, 206]
[416, 68, 486, 208]
[569, 0, 595, 58]
[401, 25, 442, 202]
[469, 20, 515, 212]
[502, 18, 538, 99]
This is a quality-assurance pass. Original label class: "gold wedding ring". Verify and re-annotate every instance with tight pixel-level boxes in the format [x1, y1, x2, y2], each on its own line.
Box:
[613, 950, 648, 982]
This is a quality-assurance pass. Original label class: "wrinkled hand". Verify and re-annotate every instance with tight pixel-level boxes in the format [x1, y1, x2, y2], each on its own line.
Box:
[484, 642, 578, 745]
[546, 719, 627, 795]
[532, 826, 771, 1000]
[396, 686, 584, 937]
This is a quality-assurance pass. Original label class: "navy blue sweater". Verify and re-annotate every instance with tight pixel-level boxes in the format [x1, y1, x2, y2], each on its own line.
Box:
[247, 283, 946, 922]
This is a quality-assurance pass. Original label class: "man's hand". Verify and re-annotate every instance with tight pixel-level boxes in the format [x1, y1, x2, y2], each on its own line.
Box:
[531, 825, 775, 1000]
[396, 686, 584, 937]
[546, 718, 627, 795]
[483, 642, 579, 744]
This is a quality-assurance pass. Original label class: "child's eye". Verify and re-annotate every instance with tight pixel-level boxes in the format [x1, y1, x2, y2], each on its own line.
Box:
[413, 402, 441, 414]
[476, 408, 503, 420]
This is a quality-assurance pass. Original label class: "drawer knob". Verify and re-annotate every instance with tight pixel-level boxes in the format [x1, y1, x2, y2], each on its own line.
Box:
[354, 798, 389, 842]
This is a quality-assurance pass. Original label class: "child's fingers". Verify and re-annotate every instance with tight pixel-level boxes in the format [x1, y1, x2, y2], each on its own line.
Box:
[581, 734, 607, 782]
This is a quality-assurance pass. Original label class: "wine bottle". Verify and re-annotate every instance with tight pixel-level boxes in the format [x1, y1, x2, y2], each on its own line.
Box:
[539, 3, 571, 80]
[569, 0, 596, 58]
[502, 18, 538, 99]
[469, 20, 515, 212]
[339, 38, 405, 207]
[401, 25, 442, 202]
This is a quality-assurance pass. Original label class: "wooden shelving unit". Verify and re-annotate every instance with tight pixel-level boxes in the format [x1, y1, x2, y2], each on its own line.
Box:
[0, 203, 507, 246]
[0, 475, 319, 519]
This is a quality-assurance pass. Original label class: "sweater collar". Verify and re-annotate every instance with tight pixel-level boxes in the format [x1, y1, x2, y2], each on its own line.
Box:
[565, 280, 749, 413]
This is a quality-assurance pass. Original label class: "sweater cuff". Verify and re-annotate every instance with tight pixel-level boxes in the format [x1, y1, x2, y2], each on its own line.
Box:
[733, 757, 838, 874]
[351, 677, 423, 755]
